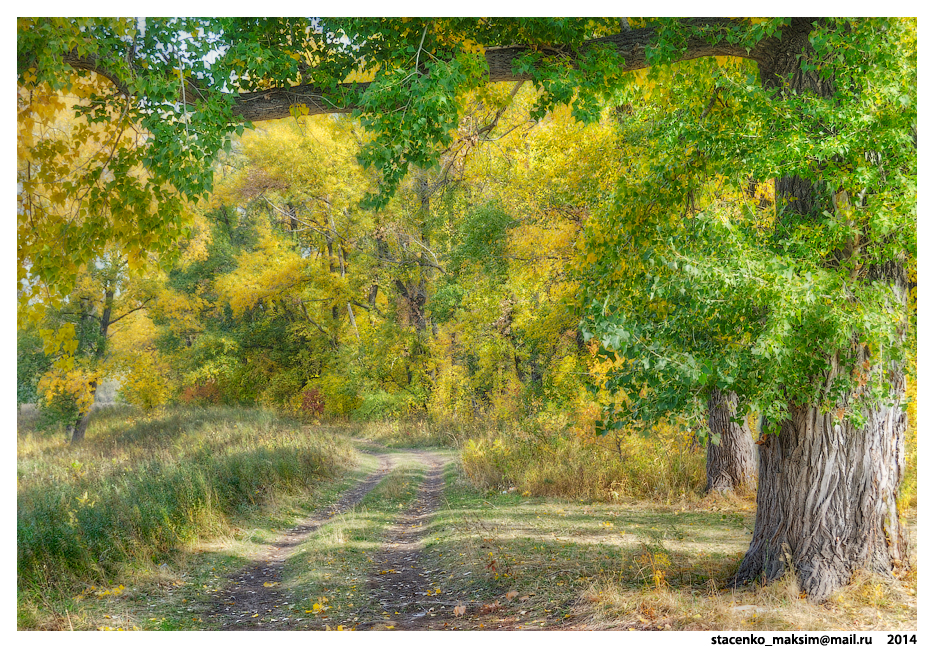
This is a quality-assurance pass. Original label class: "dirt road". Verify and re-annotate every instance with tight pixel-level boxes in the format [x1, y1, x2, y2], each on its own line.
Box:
[205, 453, 394, 629]
[204, 450, 459, 630]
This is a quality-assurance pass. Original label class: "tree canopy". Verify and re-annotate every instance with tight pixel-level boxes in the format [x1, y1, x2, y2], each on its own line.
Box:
[18, 17, 813, 298]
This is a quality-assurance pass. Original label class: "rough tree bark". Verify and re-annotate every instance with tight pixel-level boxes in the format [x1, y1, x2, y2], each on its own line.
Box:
[706, 388, 757, 494]
[731, 18, 910, 599]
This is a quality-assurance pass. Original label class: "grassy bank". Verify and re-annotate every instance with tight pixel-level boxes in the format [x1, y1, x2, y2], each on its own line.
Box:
[17, 406, 354, 627]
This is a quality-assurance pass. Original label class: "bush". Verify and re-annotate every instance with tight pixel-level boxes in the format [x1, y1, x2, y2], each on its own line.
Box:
[301, 388, 325, 417]
[316, 373, 362, 418]
[353, 389, 414, 421]
[178, 380, 222, 405]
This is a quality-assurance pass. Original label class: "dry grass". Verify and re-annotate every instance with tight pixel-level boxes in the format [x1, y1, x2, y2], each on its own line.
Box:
[461, 421, 705, 502]
[431, 459, 917, 632]
[580, 565, 917, 631]
[350, 419, 459, 448]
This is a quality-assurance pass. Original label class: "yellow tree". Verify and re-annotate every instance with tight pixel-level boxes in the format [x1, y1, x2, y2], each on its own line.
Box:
[427, 83, 619, 421]
[18, 71, 186, 441]
[35, 250, 160, 441]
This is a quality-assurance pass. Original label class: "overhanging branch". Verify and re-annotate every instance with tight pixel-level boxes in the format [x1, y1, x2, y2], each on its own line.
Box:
[58, 19, 766, 124]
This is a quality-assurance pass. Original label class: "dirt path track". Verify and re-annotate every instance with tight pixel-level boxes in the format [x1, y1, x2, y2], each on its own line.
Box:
[359, 450, 449, 629]
[205, 454, 392, 630]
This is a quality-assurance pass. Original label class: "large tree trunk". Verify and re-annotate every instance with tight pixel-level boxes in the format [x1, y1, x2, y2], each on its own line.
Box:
[734, 369, 908, 600]
[735, 262, 910, 599]
[706, 388, 757, 494]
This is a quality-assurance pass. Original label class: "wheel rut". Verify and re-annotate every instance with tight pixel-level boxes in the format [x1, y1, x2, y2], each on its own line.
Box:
[357, 450, 450, 629]
[204, 454, 392, 630]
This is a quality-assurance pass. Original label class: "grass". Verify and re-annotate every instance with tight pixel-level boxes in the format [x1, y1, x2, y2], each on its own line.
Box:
[419, 460, 917, 631]
[280, 455, 429, 628]
[348, 418, 460, 448]
[16, 405, 355, 630]
[460, 419, 706, 502]
[17, 410, 917, 631]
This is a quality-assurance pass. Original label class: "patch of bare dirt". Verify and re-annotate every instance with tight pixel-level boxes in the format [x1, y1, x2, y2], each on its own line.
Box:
[204, 454, 392, 630]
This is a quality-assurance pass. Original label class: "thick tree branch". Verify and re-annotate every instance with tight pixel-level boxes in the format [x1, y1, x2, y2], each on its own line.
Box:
[60, 19, 766, 123]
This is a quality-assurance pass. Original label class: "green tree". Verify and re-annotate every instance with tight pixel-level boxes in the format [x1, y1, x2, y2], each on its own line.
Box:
[580, 19, 915, 598]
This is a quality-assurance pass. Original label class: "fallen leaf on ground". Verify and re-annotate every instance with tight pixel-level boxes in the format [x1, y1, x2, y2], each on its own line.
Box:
[480, 601, 500, 614]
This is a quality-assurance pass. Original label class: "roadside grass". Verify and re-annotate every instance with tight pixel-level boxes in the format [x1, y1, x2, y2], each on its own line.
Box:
[424, 461, 917, 631]
[18, 408, 917, 632]
[16, 405, 355, 630]
[460, 420, 706, 502]
[83, 450, 393, 632]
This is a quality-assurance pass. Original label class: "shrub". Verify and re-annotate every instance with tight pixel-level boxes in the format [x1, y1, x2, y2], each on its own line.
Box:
[352, 389, 414, 421]
[179, 380, 222, 405]
[316, 373, 362, 418]
[301, 388, 325, 417]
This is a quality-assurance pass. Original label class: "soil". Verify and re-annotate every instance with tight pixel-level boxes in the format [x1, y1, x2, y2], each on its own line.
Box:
[357, 450, 452, 629]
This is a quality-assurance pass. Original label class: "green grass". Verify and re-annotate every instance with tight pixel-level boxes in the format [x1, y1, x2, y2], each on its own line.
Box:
[17, 405, 354, 629]
[17, 410, 917, 631]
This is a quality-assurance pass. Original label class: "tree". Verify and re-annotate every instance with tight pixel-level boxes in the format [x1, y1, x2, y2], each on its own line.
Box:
[705, 389, 757, 494]
[580, 19, 914, 599]
[20, 17, 915, 599]
[34, 251, 157, 442]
